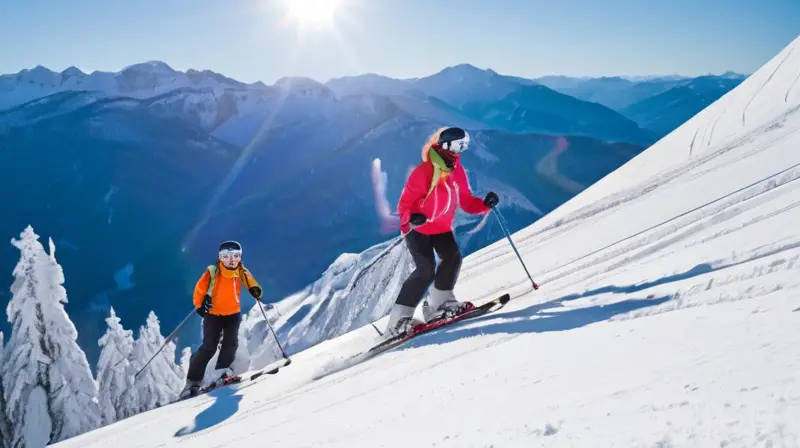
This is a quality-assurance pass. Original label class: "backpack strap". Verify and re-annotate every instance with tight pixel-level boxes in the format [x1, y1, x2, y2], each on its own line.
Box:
[205, 263, 252, 299]
[206, 264, 218, 297]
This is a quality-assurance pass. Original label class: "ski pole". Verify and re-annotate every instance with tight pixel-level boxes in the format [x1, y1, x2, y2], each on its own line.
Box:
[492, 207, 539, 290]
[257, 300, 290, 360]
[133, 308, 196, 378]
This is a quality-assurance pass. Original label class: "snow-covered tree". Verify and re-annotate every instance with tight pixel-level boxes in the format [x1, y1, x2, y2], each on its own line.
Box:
[0, 331, 10, 448]
[131, 311, 183, 411]
[2, 226, 101, 447]
[41, 237, 102, 441]
[96, 307, 139, 425]
[179, 347, 192, 379]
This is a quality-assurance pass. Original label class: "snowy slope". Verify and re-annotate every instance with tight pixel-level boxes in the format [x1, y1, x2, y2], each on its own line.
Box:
[53, 36, 800, 447]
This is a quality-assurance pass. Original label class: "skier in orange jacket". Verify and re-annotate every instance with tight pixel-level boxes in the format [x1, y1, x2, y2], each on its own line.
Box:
[179, 241, 263, 399]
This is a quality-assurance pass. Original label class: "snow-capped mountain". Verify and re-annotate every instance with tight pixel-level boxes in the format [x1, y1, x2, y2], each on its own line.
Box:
[0, 61, 266, 111]
[411, 63, 540, 107]
[50, 35, 800, 448]
[324, 64, 538, 107]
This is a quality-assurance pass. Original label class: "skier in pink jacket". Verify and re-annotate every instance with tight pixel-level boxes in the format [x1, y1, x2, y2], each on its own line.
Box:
[386, 126, 499, 336]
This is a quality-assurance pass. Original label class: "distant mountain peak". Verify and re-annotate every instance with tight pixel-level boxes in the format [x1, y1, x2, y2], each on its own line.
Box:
[275, 76, 328, 91]
[440, 63, 497, 77]
[720, 71, 748, 79]
[26, 65, 56, 74]
[62, 66, 85, 76]
[185, 68, 253, 88]
[120, 61, 177, 75]
[275, 76, 334, 98]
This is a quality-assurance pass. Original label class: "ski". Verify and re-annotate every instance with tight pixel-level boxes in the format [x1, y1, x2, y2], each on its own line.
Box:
[175, 357, 292, 402]
[308, 293, 514, 382]
[367, 293, 511, 355]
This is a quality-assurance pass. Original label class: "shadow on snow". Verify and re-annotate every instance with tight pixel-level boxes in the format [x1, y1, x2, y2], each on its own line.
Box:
[395, 263, 721, 350]
[174, 386, 243, 437]
[402, 294, 672, 350]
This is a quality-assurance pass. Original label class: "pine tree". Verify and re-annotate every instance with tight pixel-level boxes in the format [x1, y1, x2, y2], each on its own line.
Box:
[0, 331, 10, 448]
[96, 307, 139, 425]
[131, 312, 184, 411]
[40, 237, 102, 441]
[2, 226, 101, 446]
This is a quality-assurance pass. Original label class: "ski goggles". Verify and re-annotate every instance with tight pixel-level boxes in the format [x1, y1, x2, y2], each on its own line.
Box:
[218, 249, 242, 262]
[438, 128, 470, 154]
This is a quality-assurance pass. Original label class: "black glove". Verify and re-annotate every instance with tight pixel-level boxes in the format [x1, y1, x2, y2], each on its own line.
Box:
[410, 213, 427, 226]
[484, 191, 499, 208]
[197, 294, 213, 317]
[249, 285, 262, 300]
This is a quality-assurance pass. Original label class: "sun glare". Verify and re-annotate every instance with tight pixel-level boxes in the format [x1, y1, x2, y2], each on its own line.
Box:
[285, 0, 340, 28]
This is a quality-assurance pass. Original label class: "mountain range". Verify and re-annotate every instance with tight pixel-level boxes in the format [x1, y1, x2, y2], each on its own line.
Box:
[0, 60, 746, 363]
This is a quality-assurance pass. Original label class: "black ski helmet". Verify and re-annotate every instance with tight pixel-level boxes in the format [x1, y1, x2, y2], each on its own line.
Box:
[437, 127, 470, 154]
[218, 240, 242, 253]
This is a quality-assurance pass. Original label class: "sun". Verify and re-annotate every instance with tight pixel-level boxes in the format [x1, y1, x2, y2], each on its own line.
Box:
[284, 0, 340, 28]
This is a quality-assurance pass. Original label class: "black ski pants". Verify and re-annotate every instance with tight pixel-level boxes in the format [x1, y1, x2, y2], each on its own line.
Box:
[186, 313, 241, 382]
[395, 230, 462, 308]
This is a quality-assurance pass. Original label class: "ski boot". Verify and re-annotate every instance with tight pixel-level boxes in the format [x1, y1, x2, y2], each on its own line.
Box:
[178, 379, 202, 399]
[385, 303, 424, 337]
[422, 287, 475, 323]
[201, 367, 241, 392]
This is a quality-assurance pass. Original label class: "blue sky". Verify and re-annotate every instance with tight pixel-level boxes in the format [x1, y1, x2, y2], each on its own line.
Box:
[0, 0, 797, 84]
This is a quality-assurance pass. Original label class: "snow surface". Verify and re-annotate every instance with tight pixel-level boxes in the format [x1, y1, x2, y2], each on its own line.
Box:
[53, 36, 800, 447]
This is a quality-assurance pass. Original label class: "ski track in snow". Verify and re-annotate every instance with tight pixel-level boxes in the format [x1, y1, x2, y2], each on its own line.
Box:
[786, 69, 800, 103]
[52, 37, 800, 448]
[743, 47, 794, 127]
[706, 106, 725, 149]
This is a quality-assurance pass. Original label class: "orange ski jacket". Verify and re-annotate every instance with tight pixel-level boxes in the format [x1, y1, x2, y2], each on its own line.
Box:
[192, 262, 260, 316]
